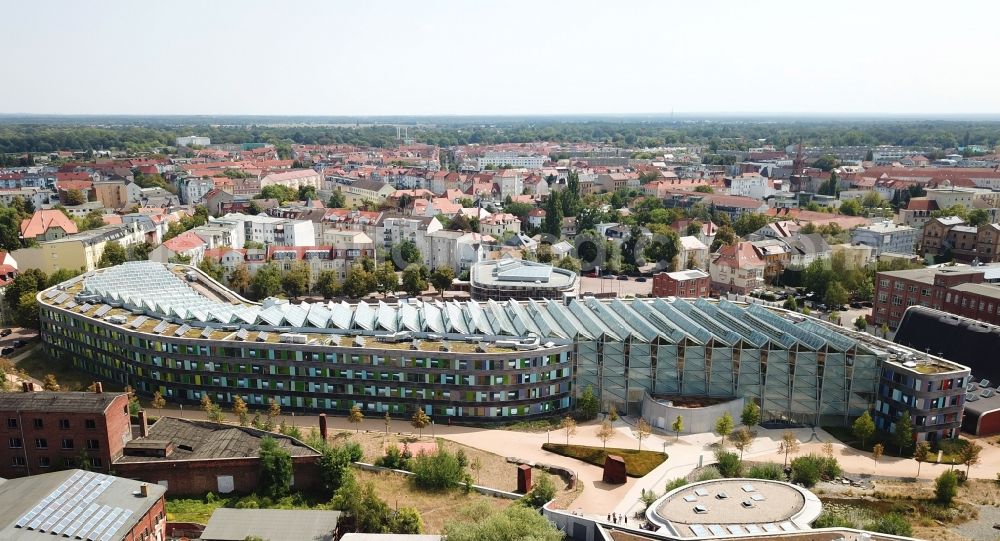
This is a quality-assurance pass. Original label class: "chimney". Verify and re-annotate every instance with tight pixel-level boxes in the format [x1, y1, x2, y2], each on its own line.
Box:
[139, 483, 148, 497]
[318, 413, 328, 442]
[138, 410, 149, 438]
[21, 381, 33, 392]
[94, 382, 103, 394]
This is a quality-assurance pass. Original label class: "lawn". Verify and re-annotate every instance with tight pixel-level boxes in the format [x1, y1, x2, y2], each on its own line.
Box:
[823, 425, 970, 463]
[14, 347, 121, 392]
[541, 443, 667, 477]
[166, 493, 325, 524]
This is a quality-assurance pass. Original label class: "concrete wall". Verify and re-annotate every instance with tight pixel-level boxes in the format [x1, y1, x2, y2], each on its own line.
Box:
[641, 393, 744, 434]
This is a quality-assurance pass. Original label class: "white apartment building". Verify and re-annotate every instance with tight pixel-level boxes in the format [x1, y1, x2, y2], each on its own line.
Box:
[476, 152, 546, 170]
[176, 135, 211, 147]
[728, 173, 774, 200]
[261, 169, 323, 191]
[479, 213, 521, 238]
[425, 230, 488, 273]
[494, 169, 525, 201]
[375, 214, 443, 254]
[217, 213, 316, 247]
[183, 177, 216, 205]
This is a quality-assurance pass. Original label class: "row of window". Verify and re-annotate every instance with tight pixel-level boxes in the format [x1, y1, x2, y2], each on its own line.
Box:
[8, 437, 100, 449]
[6, 418, 98, 430]
[9, 456, 102, 468]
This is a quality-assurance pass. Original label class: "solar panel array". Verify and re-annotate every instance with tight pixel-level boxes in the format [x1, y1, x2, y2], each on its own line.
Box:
[45, 289, 61, 299]
[174, 324, 191, 337]
[130, 315, 148, 329]
[75, 262, 877, 353]
[54, 292, 70, 304]
[93, 305, 112, 318]
[152, 320, 168, 334]
[235, 328, 249, 340]
[201, 326, 214, 339]
[13, 471, 135, 541]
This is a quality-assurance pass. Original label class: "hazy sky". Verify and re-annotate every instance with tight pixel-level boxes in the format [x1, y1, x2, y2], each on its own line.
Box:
[4, 0, 999, 116]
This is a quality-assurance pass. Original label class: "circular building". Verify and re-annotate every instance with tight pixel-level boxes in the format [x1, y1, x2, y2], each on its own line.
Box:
[646, 479, 822, 538]
[469, 257, 578, 301]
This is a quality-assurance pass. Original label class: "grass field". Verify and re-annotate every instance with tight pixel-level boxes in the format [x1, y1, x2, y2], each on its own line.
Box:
[541, 443, 667, 477]
[14, 348, 121, 392]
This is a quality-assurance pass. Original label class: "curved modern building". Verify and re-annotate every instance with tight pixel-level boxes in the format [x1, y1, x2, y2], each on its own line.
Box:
[469, 258, 578, 301]
[38, 261, 967, 428]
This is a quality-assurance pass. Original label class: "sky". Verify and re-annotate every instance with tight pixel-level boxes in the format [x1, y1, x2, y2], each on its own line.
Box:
[4, 0, 1000, 116]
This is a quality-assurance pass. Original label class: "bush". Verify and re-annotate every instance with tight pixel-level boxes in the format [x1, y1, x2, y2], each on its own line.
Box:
[714, 450, 743, 478]
[411, 447, 465, 491]
[746, 463, 784, 481]
[665, 478, 688, 492]
[935, 470, 958, 504]
[696, 468, 721, 482]
[866, 513, 912, 537]
[376, 444, 411, 471]
[813, 511, 855, 529]
[522, 473, 557, 508]
[790, 454, 840, 487]
[344, 441, 364, 462]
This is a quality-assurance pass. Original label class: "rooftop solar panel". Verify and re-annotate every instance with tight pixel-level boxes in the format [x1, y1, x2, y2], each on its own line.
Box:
[130, 316, 148, 329]
[235, 328, 249, 340]
[174, 324, 191, 336]
[45, 289, 61, 299]
[93, 305, 112, 317]
[201, 326, 214, 338]
[256, 331, 269, 342]
[152, 321, 168, 334]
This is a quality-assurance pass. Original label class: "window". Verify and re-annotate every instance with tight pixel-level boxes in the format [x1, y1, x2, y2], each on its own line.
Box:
[6, 418, 17, 429]
[86, 439, 100, 450]
[85, 419, 97, 430]
[35, 438, 47, 449]
[11, 456, 26, 467]
[63, 458, 74, 468]
[33, 419, 44, 429]
[58, 419, 70, 430]
[9, 438, 22, 449]
[38, 456, 51, 468]
[91, 458, 102, 468]
[61, 438, 74, 450]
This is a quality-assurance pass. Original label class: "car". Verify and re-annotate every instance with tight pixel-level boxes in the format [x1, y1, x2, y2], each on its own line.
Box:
[602, 274, 615, 280]
[861, 301, 873, 308]
[11, 340, 25, 349]
[635, 277, 648, 282]
[617, 275, 629, 281]
[0, 347, 11, 356]
[0, 329, 11, 337]
[850, 302, 862, 309]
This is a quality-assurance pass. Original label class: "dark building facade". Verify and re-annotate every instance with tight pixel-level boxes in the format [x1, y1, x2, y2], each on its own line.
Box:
[873, 265, 1000, 329]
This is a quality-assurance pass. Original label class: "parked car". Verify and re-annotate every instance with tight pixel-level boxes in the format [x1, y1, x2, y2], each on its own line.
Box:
[602, 274, 615, 280]
[635, 277, 648, 282]
[11, 340, 25, 349]
[850, 302, 862, 309]
[0, 347, 11, 356]
[0, 329, 11, 337]
[617, 275, 629, 281]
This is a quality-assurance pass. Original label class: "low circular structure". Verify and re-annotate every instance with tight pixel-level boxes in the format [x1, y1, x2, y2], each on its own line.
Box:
[469, 257, 578, 301]
[646, 478, 822, 537]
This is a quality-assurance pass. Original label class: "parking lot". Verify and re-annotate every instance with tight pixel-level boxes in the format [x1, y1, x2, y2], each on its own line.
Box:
[579, 275, 653, 297]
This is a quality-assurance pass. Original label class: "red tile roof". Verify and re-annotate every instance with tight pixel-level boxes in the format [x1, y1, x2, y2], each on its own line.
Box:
[19, 210, 79, 239]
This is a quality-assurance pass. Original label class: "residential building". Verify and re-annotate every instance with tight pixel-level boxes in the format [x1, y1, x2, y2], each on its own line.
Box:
[149, 231, 207, 265]
[92, 180, 128, 209]
[782, 234, 831, 269]
[177, 135, 211, 146]
[899, 197, 938, 228]
[678, 236, 709, 270]
[727, 173, 774, 199]
[267, 241, 375, 284]
[37, 261, 965, 426]
[0, 469, 167, 541]
[375, 214, 442, 253]
[851, 221, 917, 257]
[261, 169, 323, 191]
[0, 388, 131, 478]
[709, 242, 765, 294]
[336, 179, 395, 208]
[11, 223, 146, 273]
[183, 176, 216, 205]
[875, 355, 968, 443]
[479, 212, 521, 238]
[218, 213, 316, 247]
[751, 239, 790, 284]
[19, 209, 79, 242]
[476, 152, 545, 170]
[494, 169, 524, 200]
[651, 269, 710, 297]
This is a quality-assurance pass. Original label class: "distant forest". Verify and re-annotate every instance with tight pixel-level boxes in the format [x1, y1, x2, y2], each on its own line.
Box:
[0, 115, 998, 154]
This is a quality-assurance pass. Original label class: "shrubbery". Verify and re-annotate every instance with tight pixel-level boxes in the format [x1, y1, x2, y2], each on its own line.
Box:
[411, 446, 465, 491]
[664, 478, 688, 492]
[866, 513, 912, 537]
[522, 473, 556, 508]
[813, 511, 854, 528]
[746, 463, 784, 480]
[935, 470, 958, 504]
[714, 450, 742, 478]
[696, 468, 721, 482]
[790, 454, 841, 487]
[376, 444, 412, 470]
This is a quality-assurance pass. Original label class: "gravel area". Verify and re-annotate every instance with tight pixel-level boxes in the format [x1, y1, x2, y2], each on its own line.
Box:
[955, 504, 1000, 541]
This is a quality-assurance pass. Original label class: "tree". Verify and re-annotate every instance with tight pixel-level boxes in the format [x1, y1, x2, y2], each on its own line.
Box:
[251, 264, 283, 299]
[266, 398, 281, 431]
[328, 190, 346, 208]
[968, 208, 990, 227]
[523, 472, 557, 508]
[778, 431, 800, 467]
[732, 427, 753, 461]
[315, 269, 341, 298]
[64, 189, 87, 206]
[555, 255, 582, 274]
[957, 441, 982, 477]
[607, 404, 619, 422]
[151, 391, 166, 413]
[374, 262, 399, 297]
[429, 265, 455, 297]
[42, 373, 60, 391]
[872, 443, 884, 474]
[259, 185, 297, 203]
[741, 401, 760, 427]
[672, 415, 684, 441]
[297, 185, 317, 201]
[233, 395, 249, 426]
[733, 213, 769, 237]
[824, 281, 849, 308]
[710, 225, 737, 252]
[813, 154, 839, 172]
[852, 411, 876, 449]
[636, 418, 652, 451]
[401, 264, 428, 297]
[318, 444, 355, 491]
[577, 385, 600, 421]
[644, 229, 680, 271]
[783, 296, 798, 311]
[396, 240, 422, 268]
[228, 264, 251, 294]
[563, 171, 581, 217]
[281, 261, 311, 298]
[349, 404, 364, 432]
[383, 411, 392, 441]
[881, 323, 890, 338]
[854, 315, 868, 331]
[198, 257, 225, 282]
[715, 411, 734, 446]
[560, 416, 577, 445]
[542, 190, 563, 237]
[894, 411, 913, 454]
[410, 408, 431, 437]
[343, 261, 377, 298]
[935, 470, 958, 505]
[97, 242, 127, 268]
[913, 441, 931, 477]
[839, 199, 862, 216]
[596, 421, 614, 449]
[259, 436, 293, 498]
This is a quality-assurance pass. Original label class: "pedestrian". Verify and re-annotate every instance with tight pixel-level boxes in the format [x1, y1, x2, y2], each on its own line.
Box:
[624, 516, 628, 524]
[607, 513, 611, 522]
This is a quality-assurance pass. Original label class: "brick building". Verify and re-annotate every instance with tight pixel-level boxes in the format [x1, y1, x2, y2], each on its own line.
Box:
[652, 269, 710, 298]
[113, 417, 321, 496]
[873, 265, 1000, 329]
[0, 386, 131, 478]
[0, 469, 166, 541]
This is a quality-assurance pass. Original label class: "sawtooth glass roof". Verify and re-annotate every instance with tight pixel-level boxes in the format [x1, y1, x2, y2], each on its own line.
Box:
[66, 262, 876, 350]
